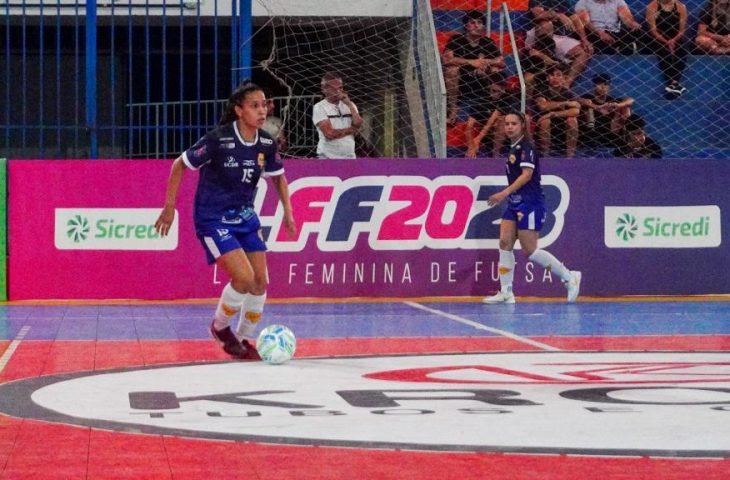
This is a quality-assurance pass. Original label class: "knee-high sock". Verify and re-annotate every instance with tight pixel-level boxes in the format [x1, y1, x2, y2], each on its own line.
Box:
[213, 283, 247, 330]
[236, 292, 266, 340]
[498, 249, 515, 293]
[528, 249, 571, 282]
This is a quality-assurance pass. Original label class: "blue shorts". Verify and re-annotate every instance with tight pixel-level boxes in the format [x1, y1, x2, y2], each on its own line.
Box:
[197, 208, 267, 265]
[502, 200, 546, 231]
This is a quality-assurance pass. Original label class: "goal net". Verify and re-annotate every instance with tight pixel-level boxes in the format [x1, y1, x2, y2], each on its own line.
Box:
[253, 0, 728, 160]
[253, 0, 447, 159]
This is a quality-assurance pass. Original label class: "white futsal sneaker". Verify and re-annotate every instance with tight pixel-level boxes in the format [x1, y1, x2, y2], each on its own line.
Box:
[482, 290, 516, 304]
[565, 271, 582, 303]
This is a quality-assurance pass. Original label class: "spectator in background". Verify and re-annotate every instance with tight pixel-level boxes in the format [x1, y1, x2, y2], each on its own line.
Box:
[522, 19, 563, 92]
[647, 0, 690, 97]
[312, 72, 362, 159]
[578, 73, 633, 148]
[575, 0, 645, 54]
[534, 64, 581, 157]
[465, 73, 521, 158]
[695, 0, 730, 54]
[525, 0, 591, 86]
[613, 114, 663, 158]
[262, 91, 287, 153]
[442, 10, 506, 125]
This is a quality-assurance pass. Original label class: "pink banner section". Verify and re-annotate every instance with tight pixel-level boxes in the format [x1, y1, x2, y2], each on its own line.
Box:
[7, 158, 729, 300]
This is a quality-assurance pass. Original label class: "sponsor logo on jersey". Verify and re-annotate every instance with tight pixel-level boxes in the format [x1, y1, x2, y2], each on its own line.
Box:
[242, 159, 256, 167]
[508, 154, 517, 164]
[2, 352, 728, 456]
[257, 153, 266, 168]
[54, 209, 178, 251]
[224, 156, 239, 168]
[260, 137, 273, 146]
[220, 142, 236, 149]
[604, 205, 721, 248]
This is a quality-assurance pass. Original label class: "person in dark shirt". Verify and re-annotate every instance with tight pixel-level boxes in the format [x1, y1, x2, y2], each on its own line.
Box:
[442, 10, 506, 124]
[647, 0, 690, 97]
[695, 0, 730, 54]
[465, 73, 522, 158]
[613, 114, 663, 158]
[155, 82, 297, 360]
[533, 64, 581, 157]
[578, 73, 634, 148]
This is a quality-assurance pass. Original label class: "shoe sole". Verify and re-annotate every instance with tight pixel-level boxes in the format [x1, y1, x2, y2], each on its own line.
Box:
[482, 297, 516, 304]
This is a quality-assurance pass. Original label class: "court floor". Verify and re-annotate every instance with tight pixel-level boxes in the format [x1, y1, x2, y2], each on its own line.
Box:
[0, 297, 729, 479]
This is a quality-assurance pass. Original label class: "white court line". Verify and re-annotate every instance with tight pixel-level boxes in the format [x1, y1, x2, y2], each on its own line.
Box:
[0, 326, 31, 374]
[404, 302, 560, 352]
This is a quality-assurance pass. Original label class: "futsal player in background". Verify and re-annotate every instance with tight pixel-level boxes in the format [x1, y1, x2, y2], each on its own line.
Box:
[483, 111, 582, 304]
[155, 81, 297, 359]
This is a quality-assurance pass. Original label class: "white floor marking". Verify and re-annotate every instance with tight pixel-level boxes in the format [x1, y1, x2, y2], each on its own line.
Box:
[0, 326, 31, 374]
[404, 302, 560, 351]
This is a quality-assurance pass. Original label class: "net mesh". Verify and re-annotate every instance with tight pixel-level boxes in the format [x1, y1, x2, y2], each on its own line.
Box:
[255, 0, 729, 159]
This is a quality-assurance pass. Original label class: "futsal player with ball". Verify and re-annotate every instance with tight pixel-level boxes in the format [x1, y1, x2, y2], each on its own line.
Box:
[155, 82, 297, 360]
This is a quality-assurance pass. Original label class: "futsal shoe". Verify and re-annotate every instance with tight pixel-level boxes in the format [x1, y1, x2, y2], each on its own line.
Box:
[566, 271, 582, 303]
[482, 290, 516, 304]
[210, 322, 253, 359]
[240, 339, 262, 361]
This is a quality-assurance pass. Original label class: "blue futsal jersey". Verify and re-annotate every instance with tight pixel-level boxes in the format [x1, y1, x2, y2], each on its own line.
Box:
[505, 135, 543, 205]
[182, 122, 283, 233]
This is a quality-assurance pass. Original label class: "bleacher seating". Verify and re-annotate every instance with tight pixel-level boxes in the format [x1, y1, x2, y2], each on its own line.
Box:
[436, 0, 730, 159]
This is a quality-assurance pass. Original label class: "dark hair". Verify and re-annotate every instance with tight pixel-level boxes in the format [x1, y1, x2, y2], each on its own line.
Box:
[592, 73, 612, 85]
[218, 81, 263, 126]
[505, 110, 527, 126]
[546, 63, 567, 76]
[462, 10, 484, 26]
[321, 71, 342, 84]
[624, 113, 646, 133]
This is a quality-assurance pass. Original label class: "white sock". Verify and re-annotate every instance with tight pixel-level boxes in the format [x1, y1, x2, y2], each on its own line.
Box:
[213, 283, 247, 331]
[498, 249, 515, 294]
[235, 292, 267, 340]
[529, 249, 571, 282]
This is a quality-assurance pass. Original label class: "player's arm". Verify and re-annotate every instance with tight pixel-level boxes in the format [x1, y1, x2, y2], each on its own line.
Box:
[270, 173, 297, 239]
[155, 155, 186, 237]
[488, 166, 534, 206]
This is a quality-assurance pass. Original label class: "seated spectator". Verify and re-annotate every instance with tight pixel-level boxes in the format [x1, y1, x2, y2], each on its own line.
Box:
[695, 0, 730, 54]
[534, 64, 581, 157]
[525, 0, 591, 86]
[578, 73, 633, 148]
[575, 0, 645, 54]
[442, 10, 506, 125]
[647, 0, 690, 97]
[613, 114, 663, 158]
[465, 73, 522, 158]
[522, 20, 562, 95]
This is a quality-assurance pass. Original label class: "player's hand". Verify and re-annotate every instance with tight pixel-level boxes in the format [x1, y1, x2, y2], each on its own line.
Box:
[487, 191, 507, 207]
[155, 206, 175, 237]
[283, 211, 297, 239]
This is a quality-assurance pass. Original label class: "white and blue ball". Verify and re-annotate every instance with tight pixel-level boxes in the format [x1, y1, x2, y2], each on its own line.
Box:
[256, 324, 296, 364]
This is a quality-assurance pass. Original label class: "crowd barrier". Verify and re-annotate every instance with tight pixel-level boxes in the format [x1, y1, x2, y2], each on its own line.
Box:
[5, 158, 728, 300]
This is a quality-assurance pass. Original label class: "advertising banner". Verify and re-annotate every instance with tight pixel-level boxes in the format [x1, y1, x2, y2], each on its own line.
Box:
[7, 158, 729, 300]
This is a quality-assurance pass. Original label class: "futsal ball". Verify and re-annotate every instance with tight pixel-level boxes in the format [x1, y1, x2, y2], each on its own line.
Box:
[256, 324, 296, 364]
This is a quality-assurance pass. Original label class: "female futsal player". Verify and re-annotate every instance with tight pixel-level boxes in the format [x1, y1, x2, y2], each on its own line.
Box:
[155, 82, 297, 358]
[483, 111, 581, 304]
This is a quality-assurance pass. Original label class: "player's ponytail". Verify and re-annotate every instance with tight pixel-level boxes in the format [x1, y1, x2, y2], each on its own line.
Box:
[219, 80, 264, 126]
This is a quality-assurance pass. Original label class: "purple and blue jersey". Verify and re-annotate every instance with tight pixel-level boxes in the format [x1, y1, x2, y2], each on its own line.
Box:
[502, 135, 546, 231]
[182, 122, 283, 234]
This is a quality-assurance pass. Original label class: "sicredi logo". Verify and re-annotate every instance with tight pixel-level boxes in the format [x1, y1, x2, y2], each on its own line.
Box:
[2, 352, 729, 456]
[54, 208, 178, 250]
[604, 206, 721, 248]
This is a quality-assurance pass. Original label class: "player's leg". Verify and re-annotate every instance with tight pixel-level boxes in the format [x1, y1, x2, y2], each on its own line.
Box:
[483, 218, 518, 304]
[211, 248, 257, 358]
[235, 250, 268, 343]
[518, 226, 581, 303]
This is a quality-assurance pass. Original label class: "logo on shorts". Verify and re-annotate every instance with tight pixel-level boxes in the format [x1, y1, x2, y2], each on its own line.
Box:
[216, 229, 229, 237]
